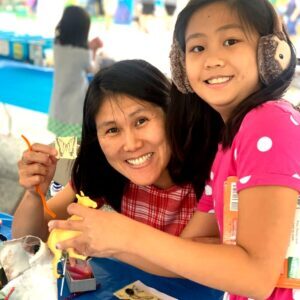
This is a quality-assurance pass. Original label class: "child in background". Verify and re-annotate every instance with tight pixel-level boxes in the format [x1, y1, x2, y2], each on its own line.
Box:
[47, 5, 103, 139]
[50, 1, 300, 299]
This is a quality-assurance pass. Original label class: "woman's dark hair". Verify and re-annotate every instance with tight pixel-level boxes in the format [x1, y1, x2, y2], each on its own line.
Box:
[71, 59, 171, 211]
[55, 5, 90, 48]
[168, 0, 297, 197]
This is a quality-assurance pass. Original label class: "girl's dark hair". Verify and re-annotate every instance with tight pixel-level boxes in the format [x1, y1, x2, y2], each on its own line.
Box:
[71, 59, 171, 211]
[168, 0, 297, 197]
[55, 5, 90, 48]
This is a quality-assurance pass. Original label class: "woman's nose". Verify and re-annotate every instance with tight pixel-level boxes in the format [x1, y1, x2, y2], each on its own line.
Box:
[123, 131, 143, 152]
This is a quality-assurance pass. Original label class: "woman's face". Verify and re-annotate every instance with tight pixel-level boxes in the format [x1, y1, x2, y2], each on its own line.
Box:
[185, 1, 260, 121]
[95, 95, 173, 189]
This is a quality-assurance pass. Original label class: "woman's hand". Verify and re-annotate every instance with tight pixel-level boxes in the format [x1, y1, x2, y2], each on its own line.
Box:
[48, 203, 134, 258]
[18, 143, 58, 194]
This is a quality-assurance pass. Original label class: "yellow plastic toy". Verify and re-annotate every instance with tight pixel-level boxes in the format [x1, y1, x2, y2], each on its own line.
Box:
[47, 191, 97, 278]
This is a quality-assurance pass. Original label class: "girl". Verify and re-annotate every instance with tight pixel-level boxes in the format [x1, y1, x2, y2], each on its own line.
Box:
[48, 5, 102, 139]
[49, 1, 300, 299]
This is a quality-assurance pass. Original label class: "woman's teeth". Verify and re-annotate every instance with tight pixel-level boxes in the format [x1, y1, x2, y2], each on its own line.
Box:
[207, 76, 231, 84]
[127, 153, 153, 165]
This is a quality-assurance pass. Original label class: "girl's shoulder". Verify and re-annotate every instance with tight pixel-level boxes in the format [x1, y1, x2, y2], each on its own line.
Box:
[241, 100, 299, 130]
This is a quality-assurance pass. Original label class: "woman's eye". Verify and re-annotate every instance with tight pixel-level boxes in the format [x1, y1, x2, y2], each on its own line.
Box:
[136, 118, 148, 126]
[106, 127, 119, 135]
[224, 39, 238, 46]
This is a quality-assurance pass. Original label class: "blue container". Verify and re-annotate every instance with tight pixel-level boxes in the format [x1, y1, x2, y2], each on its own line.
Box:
[0, 31, 14, 59]
[29, 37, 53, 66]
[10, 35, 30, 61]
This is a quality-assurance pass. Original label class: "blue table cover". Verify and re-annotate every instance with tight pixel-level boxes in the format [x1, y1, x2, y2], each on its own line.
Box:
[58, 257, 224, 300]
[0, 212, 13, 240]
[0, 212, 223, 300]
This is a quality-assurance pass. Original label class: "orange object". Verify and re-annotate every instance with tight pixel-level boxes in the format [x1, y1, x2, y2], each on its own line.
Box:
[21, 134, 56, 218]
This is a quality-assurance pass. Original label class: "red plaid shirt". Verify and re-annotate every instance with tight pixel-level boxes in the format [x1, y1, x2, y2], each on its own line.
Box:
[121, 182, 197, 236]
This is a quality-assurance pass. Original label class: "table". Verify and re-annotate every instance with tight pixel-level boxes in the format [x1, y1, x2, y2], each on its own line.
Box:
[0, 212, 12, 240]
[0, 213, 224, 300]
[58, 258, 224, 299]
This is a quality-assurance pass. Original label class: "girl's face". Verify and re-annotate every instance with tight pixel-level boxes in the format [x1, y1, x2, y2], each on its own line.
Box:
[95, 95, 173, 189]
[185, 1, 261, 121]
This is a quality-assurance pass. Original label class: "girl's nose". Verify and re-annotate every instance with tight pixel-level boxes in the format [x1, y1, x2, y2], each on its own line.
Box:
[123, 131, 143, 152]
[204, 52, 225, 69]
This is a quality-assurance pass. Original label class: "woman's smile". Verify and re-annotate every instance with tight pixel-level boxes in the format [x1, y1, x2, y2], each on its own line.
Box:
[125, 152, 154, 167]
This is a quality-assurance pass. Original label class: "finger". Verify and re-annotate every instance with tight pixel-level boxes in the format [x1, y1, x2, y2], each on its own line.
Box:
[55, 236, 88, 257]
[67, 203, 93, 217]
[68, 257, 77, 267]
[31, 143, 57, 157]
[48, 218, 83, 232]
[55, 236, 79, 251]
[19, 175, 44, 189]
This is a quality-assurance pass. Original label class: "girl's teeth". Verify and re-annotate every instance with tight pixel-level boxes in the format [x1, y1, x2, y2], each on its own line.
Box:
[207, 76, 231, 84]
[127, 153, 152, 165]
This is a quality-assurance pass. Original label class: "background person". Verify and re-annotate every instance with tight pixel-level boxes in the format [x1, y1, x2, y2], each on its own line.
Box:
[47, 5, 103, 139]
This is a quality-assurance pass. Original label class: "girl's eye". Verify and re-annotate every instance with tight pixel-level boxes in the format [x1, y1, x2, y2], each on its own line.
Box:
[136, 117, 148, 126]
[190, 45, 204, 53]
[224, 39, 238, 46]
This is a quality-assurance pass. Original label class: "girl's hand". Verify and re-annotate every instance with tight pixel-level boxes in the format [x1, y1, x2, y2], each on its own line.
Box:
[48, 203, 134, 257]
[18, 143, 58, 194]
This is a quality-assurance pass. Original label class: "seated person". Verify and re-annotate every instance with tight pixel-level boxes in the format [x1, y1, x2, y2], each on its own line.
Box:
[12, 59, 199, 242]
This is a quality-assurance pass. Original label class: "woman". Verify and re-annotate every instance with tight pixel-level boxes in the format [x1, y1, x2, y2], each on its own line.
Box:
[13, 59, 197, 242]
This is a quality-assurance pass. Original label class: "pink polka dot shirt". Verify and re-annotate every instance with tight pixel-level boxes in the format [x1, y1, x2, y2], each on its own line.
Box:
[197, 100, 300, 300]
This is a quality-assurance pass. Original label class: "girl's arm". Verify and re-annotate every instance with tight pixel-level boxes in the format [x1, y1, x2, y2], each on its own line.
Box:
[180, 211, 220, 243]
[51, 185, 297, 299]
[114, 212, 220, 276]
[128, 186, 297, 299]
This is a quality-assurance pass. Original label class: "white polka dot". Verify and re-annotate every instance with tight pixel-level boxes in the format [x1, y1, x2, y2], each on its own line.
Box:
[257, 137, 273, 152]
[290, 115, 299, 126]
[234, 148, 238, 161]
[240, 175, 251, 184]
[205, 184, 212, 196]
[292, 173, 300, 180]
[208, 209, 215, 214]
[210, 171, 214, 180]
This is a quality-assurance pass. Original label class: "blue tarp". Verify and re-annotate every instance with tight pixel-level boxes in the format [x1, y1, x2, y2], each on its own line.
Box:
[0, 59, 53, 113]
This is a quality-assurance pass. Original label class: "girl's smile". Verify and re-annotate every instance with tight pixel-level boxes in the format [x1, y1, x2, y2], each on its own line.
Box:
[204, 75, 233, 86]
